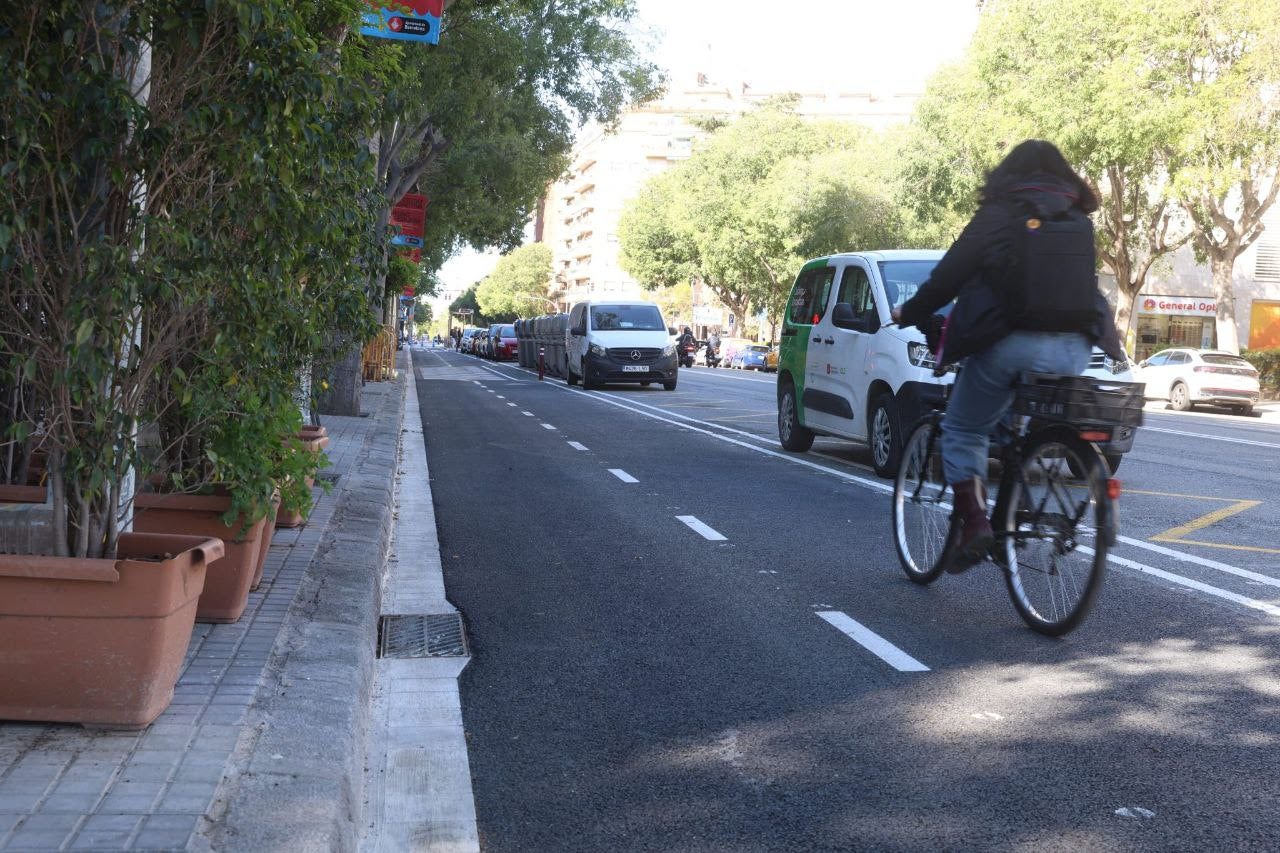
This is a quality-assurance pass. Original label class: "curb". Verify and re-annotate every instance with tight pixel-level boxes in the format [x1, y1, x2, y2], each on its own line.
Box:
[197, 372, 407, 852]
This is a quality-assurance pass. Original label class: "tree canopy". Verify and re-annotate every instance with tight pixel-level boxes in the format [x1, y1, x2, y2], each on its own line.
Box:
[618, 103, 906, 334]
[476, 243, 554, 318]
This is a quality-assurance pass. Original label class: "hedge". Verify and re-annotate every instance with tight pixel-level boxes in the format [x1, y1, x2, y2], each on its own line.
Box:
[1241, 349, 1280, 393]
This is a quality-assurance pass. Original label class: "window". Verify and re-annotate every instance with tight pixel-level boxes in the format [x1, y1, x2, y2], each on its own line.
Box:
[787, 266, 837, 326]
[589, 304, 665, 331]
[1167, 351, 1190, 365]
[837, 265, 877, 327]
[1144, 352, 1169, 366]
[877, 260, 939, 309]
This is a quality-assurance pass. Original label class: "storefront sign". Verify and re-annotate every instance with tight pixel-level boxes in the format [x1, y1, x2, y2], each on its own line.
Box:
[1139, 296, 1217, 317]
[360, 1, 444, 44]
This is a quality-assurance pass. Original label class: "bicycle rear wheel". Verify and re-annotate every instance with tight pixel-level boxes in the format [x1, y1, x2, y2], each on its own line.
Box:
[892, 418, 951, 585]
[998, 430, 1109, 636]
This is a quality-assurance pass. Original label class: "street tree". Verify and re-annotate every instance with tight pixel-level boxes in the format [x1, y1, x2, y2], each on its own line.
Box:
[619, 103, 905, 333]
[476, 243, 554, 317]
[1161, 0, 1280, 353]
[902, 0, 1200, 342]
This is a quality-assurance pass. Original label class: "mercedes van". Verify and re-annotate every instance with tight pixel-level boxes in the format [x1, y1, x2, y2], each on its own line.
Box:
[565, 300, 679, 390]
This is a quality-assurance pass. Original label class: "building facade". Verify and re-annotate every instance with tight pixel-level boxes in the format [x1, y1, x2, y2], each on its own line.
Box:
[535, 70, 920, 326]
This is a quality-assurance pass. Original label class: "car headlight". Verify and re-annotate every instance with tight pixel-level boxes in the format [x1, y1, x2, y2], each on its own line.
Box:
[662, 343, 676, 356]
[906, 341, 936, 368]
[589, 343, 607, 357]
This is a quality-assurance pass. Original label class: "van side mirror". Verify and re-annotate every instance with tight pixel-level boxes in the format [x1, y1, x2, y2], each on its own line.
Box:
[831, 302, 870, 332]
[1137, 360, 1147, 368]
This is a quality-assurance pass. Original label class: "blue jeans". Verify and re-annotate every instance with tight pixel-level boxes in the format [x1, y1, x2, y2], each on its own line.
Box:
[941, 331, 1091, 483]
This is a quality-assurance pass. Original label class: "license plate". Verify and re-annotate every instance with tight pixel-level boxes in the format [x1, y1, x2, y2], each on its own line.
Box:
[622, 365, 648, 373]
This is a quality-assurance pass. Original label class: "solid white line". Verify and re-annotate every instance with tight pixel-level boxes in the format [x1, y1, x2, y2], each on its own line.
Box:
[521, 411, 534, 417]
[541, 423, 557, 430]
[608, 468, 638, 483]
[567, 441, 589, 451]
[1141, 425, 1280, 449]
[676, 515, 727, 541]
[473, 363, 516, 381]
[1116, 535, 1280, 589]
[485, 359, 1280, 620]
[816, 611, 930, 672]
[1100, 549, 1280, 618]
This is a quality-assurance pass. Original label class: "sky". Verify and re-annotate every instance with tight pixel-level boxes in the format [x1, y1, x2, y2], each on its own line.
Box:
[435, 0, 980, 296]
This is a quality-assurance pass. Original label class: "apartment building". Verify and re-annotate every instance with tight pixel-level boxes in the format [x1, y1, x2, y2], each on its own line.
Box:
[536, 70, 920, 313]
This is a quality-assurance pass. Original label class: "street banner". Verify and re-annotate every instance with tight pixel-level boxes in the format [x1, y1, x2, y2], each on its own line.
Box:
[390, 192, 428, 249]
[360, 1, 444, 44]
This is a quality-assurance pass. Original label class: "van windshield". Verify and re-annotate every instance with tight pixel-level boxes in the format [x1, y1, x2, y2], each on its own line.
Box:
[590, 304, 664, 331]
[877, 260, 939, 309]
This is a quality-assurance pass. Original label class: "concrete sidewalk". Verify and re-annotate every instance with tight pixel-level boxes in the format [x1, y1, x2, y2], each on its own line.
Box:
[0, 354, 445, 851]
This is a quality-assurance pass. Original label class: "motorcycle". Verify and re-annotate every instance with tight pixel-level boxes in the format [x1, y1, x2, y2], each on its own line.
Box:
[704, 342, 721, 368]
[679, 338, 698, 368]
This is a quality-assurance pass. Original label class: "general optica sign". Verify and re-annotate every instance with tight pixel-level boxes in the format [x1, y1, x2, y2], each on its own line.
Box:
[1139, 296, 1218, 317]
[360, 0, 444, 44]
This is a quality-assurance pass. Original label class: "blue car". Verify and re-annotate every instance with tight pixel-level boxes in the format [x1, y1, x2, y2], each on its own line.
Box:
[731, 344, 771, 371]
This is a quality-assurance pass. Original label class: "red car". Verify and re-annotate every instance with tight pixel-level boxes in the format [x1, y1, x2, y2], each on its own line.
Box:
[488, 323, 518, 361]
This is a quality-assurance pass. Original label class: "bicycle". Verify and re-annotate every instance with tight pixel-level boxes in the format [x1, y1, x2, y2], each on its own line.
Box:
[891, 371, 1144, 636]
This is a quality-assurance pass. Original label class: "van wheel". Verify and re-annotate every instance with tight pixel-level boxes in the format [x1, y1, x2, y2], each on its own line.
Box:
[662, 377, 677, 391]
[1169, 381, 1192, 411]
[778, 383, 814, 452]
[870, 392, 902, 478]
[582, 372, 597, 390]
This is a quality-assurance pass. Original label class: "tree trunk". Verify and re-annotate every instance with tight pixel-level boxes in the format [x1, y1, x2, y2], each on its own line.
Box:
[1210, 253, 1241, 354]
[316, 343, 363, 416]
[1114, 288, 1138, 355]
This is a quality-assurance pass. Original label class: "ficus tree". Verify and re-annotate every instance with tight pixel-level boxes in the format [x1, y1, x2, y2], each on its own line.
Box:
[476, 243, 554, 318]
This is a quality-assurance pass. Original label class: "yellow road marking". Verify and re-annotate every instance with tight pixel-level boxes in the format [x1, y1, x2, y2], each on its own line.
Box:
[1148, 497, 1280, 553]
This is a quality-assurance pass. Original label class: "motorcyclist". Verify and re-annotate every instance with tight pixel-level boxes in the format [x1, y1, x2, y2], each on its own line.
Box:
[676, 326, 696, 366]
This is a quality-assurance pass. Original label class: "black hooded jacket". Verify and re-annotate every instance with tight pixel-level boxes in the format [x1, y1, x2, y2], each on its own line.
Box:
[898, 172, 1124, 362]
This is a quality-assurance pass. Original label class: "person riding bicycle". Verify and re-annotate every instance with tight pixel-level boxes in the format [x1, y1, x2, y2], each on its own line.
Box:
[891, 139, 1124, 574]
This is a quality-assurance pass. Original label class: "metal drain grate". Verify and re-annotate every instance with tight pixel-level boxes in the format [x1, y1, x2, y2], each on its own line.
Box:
[378, 613, 468, 658]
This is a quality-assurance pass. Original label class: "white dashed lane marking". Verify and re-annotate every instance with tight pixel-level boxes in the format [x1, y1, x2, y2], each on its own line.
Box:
[676, 515, 726, 541]
[541, 423, 557, 430]
[521, 411, 534, 417]
[816, 611, 930, 672]
[567, 441, 589, 451]
[608, 469, 638, 483]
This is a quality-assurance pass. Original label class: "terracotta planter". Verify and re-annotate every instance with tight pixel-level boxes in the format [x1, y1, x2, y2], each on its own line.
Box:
[275, 433, 327, 529]
[250, 491, 281, 591]
[0, 532, 221, 728]
[298, 425, 327, 440]
[0, 484, 47, 503]
[133, 492, 267, 623]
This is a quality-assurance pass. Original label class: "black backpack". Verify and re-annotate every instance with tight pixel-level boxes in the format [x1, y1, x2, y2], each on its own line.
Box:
[1000, 204, 1098, 333]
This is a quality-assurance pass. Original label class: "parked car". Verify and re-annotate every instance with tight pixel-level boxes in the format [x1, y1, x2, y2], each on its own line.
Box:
[731, 344, 772, 371]
[459, 328, 477, 354]
[764, 346, 779, 372]
[1136, 348, 1260, 415]
[718, 337, 752, 369]
[489, 323, 518, 361]
[775, 249, 1142, 477]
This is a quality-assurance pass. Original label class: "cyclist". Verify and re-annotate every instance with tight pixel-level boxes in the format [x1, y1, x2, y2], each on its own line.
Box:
[891, 139, 1124, 573]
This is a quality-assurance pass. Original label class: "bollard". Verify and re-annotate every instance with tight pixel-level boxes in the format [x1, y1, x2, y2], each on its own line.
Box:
[538, 346, 545, 380]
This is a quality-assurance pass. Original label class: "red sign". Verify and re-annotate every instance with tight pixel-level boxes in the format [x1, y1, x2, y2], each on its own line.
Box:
[390, 193, 428, 249]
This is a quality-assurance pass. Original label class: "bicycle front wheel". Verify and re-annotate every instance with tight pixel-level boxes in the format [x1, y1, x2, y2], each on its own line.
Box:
[998, 431, 1109, 636]
[892, 418, 951, 585]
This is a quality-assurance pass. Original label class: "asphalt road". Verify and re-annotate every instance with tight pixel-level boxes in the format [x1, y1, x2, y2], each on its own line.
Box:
[414, 347, 1280, 851]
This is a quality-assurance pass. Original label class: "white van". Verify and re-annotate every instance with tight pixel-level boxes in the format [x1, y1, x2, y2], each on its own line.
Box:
[565, 300, 679, 390]
[776, 250, 1137, 476]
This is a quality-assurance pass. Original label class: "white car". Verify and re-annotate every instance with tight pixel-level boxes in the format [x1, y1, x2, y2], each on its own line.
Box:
[776, 250, 1143, 476]
[1136, 348, 1260, 415]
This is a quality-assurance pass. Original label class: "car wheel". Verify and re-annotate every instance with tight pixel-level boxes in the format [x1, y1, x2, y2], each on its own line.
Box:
[870, 392, 903, 478]
[1230, 404, 1253, 416]
[581, 371, 597, 390]
[1169, 381, 1191, 411]
[566, 366, 578, 386]
[778, 382, 815, 452]
[663, 377, 677, 391]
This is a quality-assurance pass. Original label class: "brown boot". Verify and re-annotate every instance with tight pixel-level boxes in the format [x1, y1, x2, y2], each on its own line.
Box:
[944, 477, 994, 574]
